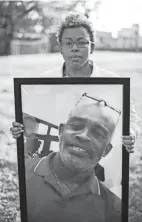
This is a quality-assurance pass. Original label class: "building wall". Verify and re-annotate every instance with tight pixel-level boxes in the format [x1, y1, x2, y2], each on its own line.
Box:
[11, 37, 49, 55]
[0, 28, 8, 55]
[139, 36, 142, 48]
[95, 31, 113, 49]
[10, 24, 142, 54]
[95, 26, 141, 50]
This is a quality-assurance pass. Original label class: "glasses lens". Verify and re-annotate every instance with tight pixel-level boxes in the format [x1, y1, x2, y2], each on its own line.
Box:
[62, 40, 89, 48]
[77, 40, 89, 48]
[63, 41, 72, 48]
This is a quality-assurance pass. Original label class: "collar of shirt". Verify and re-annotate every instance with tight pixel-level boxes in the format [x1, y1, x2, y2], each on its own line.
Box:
[41, 59, 99, 78]
[40, 58, 119, 79]
[62, 60, 98, 78]
[33, 152, 100, 196]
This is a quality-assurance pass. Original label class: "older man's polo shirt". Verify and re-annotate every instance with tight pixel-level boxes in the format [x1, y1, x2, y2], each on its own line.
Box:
[25, 153, 121, 222]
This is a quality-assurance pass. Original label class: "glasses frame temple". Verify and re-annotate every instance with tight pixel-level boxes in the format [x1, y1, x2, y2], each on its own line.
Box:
[75, 93, 121, 115]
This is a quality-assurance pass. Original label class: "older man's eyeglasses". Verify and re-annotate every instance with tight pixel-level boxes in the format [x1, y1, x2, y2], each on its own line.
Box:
[62, 39, 94, 49]
[75, 93, 121, 115]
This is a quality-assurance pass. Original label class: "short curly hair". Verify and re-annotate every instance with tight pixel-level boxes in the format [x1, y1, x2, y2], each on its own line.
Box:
[56, 12, 95, 52]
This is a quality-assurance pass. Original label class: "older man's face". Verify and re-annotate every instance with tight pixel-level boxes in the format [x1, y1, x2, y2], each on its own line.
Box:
[60, 27, 92, 70]
[59, 103, 118, 172]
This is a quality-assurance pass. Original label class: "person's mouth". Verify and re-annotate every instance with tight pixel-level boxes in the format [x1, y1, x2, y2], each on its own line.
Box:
[68, 144, 90, 157]
[70, 55, 81, 59]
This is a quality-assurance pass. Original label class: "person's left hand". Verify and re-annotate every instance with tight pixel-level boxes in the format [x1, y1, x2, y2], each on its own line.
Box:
[122, 133, 135, 153]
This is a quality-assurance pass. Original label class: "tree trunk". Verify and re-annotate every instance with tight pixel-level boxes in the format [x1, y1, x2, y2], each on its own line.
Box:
[0, 1, 13, 56]
[0, 30, 13, 56]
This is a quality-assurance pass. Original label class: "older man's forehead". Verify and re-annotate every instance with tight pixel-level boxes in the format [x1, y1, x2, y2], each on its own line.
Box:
[71, 103, 109, 115]
[69, 103, 119, 125]
[68, 114, 115, 137]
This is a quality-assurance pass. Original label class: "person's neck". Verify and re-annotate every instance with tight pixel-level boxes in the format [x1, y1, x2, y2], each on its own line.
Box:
[64, 60, 92, 77]
[51, 152, 92, 185]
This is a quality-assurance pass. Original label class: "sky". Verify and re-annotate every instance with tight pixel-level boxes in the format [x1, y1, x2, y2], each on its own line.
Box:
[89, 0, 142, 37]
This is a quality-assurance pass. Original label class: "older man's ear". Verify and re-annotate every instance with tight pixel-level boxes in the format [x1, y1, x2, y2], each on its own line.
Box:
[103, 143, 113, 157]
[59, 123, 65, 136]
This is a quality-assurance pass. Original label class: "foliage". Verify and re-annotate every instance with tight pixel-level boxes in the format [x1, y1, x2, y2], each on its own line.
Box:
[0, 159, 20, 222]
[0, 0, 101, 55]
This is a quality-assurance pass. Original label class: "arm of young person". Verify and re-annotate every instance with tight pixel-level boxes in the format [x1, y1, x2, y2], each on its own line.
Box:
[122, 99, 141, 153]
[10, 122, 40, 157]
[10, 121, 24, 138]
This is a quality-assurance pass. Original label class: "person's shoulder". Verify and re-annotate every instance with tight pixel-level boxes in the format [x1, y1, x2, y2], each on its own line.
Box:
[99, 181, 121, 203]
[95, 65, 120, 78]
[99, 182, 121, 218]
[40, 66, 62, 78]
[25, 157, 42, 172]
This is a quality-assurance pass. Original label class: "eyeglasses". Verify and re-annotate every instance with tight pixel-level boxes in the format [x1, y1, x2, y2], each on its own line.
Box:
[75, 93, 121, 115]
[62, 39, 94, 49]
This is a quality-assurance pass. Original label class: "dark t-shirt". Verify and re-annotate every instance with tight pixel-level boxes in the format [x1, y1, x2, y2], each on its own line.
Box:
[25, 156, 121, 222]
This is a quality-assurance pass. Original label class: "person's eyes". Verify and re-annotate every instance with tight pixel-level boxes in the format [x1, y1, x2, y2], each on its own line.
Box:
[65, 41, 72, 46]
[78, 41, 87, 44]
[69, 123, 83, 131]
[92, 128, 107, 139]
[78, 41, 88, 46]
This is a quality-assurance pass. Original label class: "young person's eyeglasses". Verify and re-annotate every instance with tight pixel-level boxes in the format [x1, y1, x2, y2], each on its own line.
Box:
[62, 39, 94, 49]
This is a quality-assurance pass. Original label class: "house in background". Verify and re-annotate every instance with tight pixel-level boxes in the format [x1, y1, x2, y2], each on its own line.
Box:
[11, 33, 49, 55]
[95, 31, 113, 49]
[117, 24, 139, 51]
[95, 24, 141, 51]
[139, 36, 142, 49]
[10, 24, 142, 54]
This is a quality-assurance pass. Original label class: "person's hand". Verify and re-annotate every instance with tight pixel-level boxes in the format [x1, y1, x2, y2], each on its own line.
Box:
[122, 133, 135, 153]
[10, 122, 24, 139]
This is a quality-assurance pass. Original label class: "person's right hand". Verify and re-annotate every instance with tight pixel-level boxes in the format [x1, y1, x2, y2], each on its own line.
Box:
[10, 122, 24, 139]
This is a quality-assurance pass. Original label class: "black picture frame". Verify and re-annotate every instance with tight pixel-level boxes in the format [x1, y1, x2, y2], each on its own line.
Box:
[14, 77, 130, 222]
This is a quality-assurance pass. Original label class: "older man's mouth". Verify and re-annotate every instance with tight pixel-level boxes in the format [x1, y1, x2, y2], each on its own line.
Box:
[69, 146, 90, 157]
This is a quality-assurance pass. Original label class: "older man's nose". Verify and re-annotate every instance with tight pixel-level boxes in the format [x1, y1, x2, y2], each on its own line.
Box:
[75, 130, 91, 141]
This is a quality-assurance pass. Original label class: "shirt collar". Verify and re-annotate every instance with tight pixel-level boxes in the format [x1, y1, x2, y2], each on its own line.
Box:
[62, 59, 98, 78]
[34, 152, 100, 196]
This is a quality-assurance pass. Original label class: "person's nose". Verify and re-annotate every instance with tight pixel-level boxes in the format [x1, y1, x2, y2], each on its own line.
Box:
[75, 128, 91, 142]
[72, 42, 79, 51]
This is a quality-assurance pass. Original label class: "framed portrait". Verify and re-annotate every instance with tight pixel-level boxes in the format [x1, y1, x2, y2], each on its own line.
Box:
[14, 77, 130, 222]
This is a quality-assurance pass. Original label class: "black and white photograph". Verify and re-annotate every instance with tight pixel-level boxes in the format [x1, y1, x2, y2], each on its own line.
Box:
[14, 77, 129, 222]
[0, 1, 142, 222]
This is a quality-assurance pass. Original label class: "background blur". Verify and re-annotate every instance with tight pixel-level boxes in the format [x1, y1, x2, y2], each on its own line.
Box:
[0, 0, 142, 222]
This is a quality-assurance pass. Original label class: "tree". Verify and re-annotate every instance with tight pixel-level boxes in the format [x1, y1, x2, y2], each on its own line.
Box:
[0, 1, 43, 55]
[0, 1, 80, 55]
[0, 0, 101, 56]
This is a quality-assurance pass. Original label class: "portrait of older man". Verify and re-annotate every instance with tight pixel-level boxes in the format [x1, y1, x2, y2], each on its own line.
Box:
[24, 97, 122, 222]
